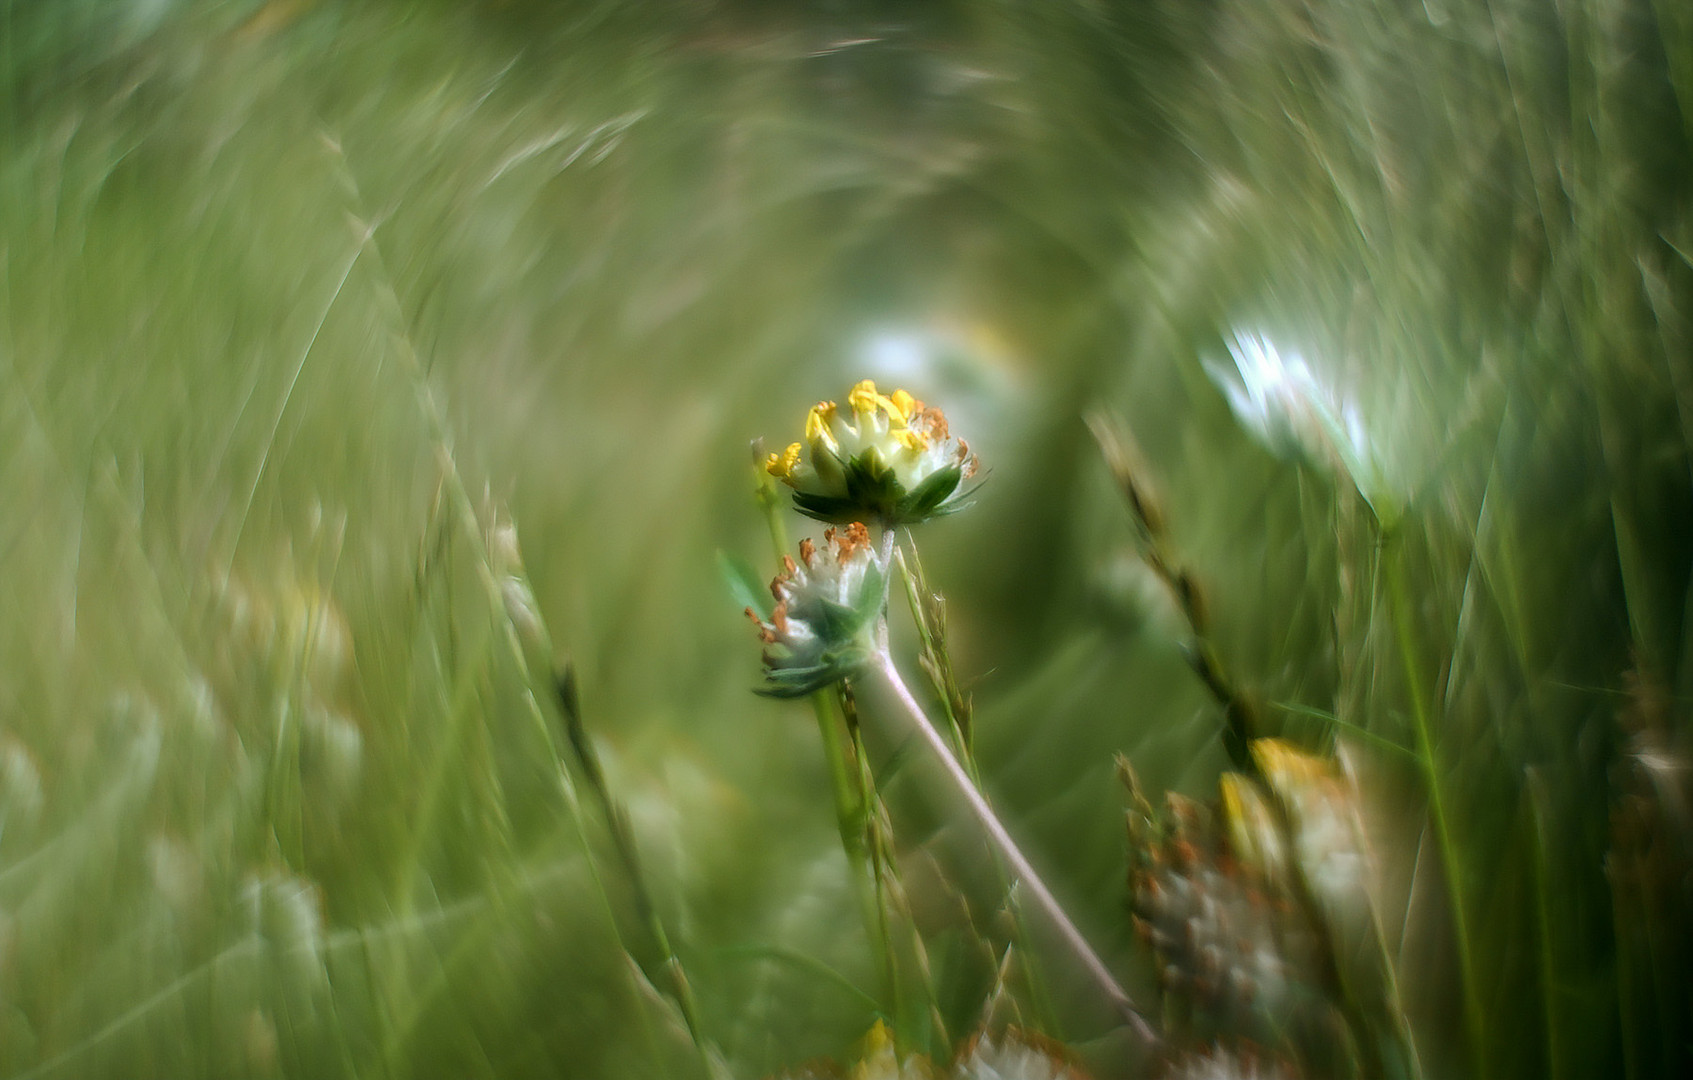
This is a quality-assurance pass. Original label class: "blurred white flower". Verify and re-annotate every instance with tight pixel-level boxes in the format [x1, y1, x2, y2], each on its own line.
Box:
[1207, 331, 1324, 457]
[1207, 331, 1398, 525]
[955, 1029, 1088, 1080]
[1161, 1047, 1291, 1080]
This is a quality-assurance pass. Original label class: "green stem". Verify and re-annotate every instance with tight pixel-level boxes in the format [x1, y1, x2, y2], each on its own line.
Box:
[1088, 413, 1255, 767]
[892, 544, 969, 757]
[553, 673, 716, 1073]
[755, 457, 896, 1018]
[819, 687, 899, 1019]
[842, 686, 925, 1049]
[1385, 534, 1486, 1080]
[1526, 769, 1562, 1080]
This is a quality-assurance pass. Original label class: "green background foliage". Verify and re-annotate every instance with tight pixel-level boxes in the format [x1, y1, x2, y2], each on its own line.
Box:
[0, 1, 1688, 1077]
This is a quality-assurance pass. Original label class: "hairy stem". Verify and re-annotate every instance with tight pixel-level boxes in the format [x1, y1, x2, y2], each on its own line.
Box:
[872, 648, 1159, 1046]
[892, 540, 1061, 1036]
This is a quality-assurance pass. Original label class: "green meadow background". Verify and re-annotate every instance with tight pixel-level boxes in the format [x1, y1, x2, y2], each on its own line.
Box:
[0, 1, 1688, 1077]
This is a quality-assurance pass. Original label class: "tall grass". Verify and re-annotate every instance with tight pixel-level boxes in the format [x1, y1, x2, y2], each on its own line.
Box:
[0, 1, 1686, 1077]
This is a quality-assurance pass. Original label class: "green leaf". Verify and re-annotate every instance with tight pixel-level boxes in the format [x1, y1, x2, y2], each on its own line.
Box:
[755, 652, 867, 698]
[717, 549, 773, 619]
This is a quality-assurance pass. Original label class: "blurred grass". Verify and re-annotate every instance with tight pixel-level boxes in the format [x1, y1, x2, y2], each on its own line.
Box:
[0, 1, 1688, 1078]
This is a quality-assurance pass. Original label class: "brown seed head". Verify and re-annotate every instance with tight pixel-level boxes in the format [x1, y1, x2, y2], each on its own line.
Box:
[836, 521, 871, 559]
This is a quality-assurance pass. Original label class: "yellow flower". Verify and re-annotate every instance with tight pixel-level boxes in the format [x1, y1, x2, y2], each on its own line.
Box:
[1217, 739, 1371, 926]
[764, 379, 979, 526]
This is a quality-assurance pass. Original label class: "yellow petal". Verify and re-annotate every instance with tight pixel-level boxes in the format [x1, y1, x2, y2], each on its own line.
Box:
[848, 379, 916, 427]
[847, 379, 881, 414]
[896, 428, 928, 452]
[888, 388, 916, 424]
[1220, 772, 1286, 880]
[765, 442, 803, 479]
[1251, 738, 1331, 789]
[805, 403, 839, 453]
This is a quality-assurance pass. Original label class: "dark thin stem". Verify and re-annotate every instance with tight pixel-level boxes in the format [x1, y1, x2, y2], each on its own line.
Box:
[1087, 413, 1257, 768]
[554, 671, 718, 1075]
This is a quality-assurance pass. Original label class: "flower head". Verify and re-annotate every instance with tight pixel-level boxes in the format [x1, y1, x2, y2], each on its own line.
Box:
[746, 523, 886, 698]
[1251, 739, 1370, 920]
[1206, 331, 1399, 526]
[764, 379, 979, 526]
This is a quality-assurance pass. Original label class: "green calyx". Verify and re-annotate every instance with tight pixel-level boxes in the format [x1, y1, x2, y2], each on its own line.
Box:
[790, 452, 968, 527]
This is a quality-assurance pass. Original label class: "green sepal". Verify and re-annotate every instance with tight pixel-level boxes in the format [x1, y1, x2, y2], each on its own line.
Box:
[754, 663, 835, 698]
[896, 463, 963, 519]
[754, 648, 872, 698]
[816, 450, 903, 522]
[791, 492, 871, 525]
[812, 597, 868, 642]
[844, 450, 897, 501]
[796, 559, 884, 645]
[790, 457, 971, 526]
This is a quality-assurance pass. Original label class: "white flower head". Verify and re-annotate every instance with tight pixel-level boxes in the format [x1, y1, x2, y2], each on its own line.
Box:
[1247, 739, 1373, 928]
[746, 523, 886, 698]
[1207, 331, 1398, 524]
[1162, 1047, 1292, 1080]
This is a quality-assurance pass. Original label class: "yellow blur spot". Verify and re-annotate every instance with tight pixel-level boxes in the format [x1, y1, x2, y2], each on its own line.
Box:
[1251, 738, 1331, 787]
[1219, 771, 1285, 879]
[1219, 771, 1249, 829]
[850, 1020, 899, 1080]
